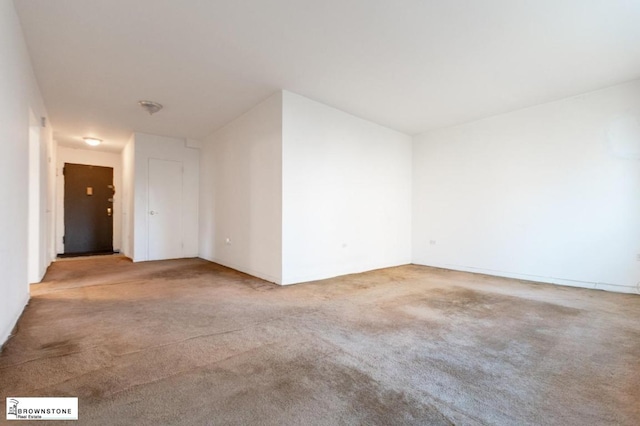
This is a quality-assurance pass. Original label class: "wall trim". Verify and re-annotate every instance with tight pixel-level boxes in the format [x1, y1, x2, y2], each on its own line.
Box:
[413, 260, 639, 295]
[0, 292, 29, 349]
[200, 256, 281, 285]
[282, 260, 412, 286]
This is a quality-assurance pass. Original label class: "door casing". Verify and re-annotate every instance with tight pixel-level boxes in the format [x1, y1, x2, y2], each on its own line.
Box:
[63, 163, 114, 254]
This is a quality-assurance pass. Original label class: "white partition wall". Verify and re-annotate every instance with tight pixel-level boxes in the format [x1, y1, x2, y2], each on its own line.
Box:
[281, 91, 412, 284]
[199, 91, 412, 285]
[199, 93, 283, 283]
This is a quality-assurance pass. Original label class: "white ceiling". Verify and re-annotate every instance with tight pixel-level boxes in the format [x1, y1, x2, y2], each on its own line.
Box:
[15, 0, 640, 152]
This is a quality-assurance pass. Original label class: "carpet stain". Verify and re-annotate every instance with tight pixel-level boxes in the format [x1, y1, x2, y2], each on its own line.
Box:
[402, 287, 582, 319]
[206, 348, 455, 426]
[40, 340, 75, 351]
[38, 340, 81, 358]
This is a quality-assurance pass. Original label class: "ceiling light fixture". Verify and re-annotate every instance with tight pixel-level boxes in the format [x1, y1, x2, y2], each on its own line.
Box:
[138, 100, 163, 115]
[84, 137, 102, 146]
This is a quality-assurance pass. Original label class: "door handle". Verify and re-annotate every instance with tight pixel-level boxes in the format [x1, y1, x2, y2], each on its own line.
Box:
[107, 207, 112, 217]
[150, 211, 157, 215]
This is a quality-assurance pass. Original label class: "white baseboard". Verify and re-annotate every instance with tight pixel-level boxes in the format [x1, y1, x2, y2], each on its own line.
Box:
[413, 261, 639, 295]
[200, 256, 281, 285]
[0, 292, 29, 348]
[281, 260, 412, 286]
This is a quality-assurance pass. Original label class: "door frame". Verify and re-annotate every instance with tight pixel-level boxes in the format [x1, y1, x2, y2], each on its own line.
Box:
[62, 163, 114, 255]
[55, 148, 123, 255]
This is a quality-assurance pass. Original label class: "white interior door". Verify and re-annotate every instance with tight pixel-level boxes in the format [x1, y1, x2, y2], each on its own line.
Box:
[148, 158, 183, 260]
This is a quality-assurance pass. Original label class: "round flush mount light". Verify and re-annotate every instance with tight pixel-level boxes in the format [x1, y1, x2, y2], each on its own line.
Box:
[83, 137, 102, 146]
[138, 100, 163, 115]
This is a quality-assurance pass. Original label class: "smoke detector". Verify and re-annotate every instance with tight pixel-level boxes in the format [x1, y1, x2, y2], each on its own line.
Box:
[138, 100, 163, 115]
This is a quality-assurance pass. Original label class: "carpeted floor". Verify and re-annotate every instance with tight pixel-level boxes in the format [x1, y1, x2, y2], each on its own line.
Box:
[0, 257, 638, 425]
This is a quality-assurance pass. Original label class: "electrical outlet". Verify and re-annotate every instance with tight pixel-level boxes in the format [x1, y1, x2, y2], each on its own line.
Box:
[429, 240, 436, 245]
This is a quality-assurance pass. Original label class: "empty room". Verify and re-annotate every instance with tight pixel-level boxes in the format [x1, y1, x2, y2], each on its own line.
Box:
[1, 0, 639, 424]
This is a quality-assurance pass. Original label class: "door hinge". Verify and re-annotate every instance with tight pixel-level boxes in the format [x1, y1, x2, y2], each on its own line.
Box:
[62, 167, 65, 176]
[62, 236, 65, 244]
[41, 117, 47, 127]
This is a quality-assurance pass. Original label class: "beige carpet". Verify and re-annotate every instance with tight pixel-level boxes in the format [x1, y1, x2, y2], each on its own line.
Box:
[0, 257, 638, 425]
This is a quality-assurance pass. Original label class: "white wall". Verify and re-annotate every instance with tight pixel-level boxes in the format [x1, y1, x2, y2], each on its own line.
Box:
[47, 138, 57, 264]
[0, 0, 52, 345]
[121, 135, 135, 259]
[27, 114, 41, 283]
[413, 80, 640, 294]
[132, 133, 199, 262]
[55, 146, 123, 253]
[36, 121, 54, 282]
[282, 91, 412, 285]
[199, 92, 283, 283]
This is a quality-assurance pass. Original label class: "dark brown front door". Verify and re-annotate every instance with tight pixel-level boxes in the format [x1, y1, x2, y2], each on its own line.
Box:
[63, 163, 114, 254]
